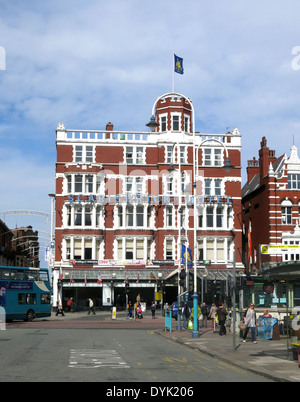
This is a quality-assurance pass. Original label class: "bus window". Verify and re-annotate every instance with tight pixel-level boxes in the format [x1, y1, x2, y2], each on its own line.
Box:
[41, 294, 51, 304]
[11, 269, 25, 281]
[27, 270, 39, 281]
[18, 293, 37, 304]
[18, 294, 26, 304]
[39, 271, 49, 282]
[0, 269, 9, 280]
[26, 294, 36, 304]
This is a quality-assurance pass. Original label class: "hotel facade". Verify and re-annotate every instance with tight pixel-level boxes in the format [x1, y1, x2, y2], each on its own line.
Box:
[53, 92, 244, 310]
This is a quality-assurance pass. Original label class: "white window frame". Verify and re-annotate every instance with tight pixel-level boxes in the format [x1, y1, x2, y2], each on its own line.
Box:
[115, 237, 153, 261]
[160, 113, 167, 132]
[74, 145, 94, 163]
[64, 203, 104, 229]
[184, 114, 190, 133]
[63, 236, 103, 261]
[197, 237, 228, 264]
[203, 148, 223, 167]
[196, 204, 230, 230]
[124, 177, 144, 194]
[125, 146, 145, 164]
[204, 178, 223, 196]
[114, 204, 152, 229]
[281, 200, 293, 225]
[165, 237, 175, 260]
[288, 173, 300, 190]
[171, 113, 181, 131]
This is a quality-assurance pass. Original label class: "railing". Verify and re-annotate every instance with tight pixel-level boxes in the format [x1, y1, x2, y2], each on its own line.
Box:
[62, 130, 238, 145]
[65, 130, 149, 142]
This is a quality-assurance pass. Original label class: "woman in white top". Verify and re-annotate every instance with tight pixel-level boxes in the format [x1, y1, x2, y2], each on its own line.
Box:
[242, 303, 257, 343]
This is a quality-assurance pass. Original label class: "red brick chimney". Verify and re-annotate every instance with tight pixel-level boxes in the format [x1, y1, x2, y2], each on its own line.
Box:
[258, 137, 276, 184]
[246, 157, 259, 183]
[106, 122, 113, 139]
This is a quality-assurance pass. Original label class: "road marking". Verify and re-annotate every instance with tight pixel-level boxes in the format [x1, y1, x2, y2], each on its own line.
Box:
[69, 349, 130, 369]
[201, 366, 213, 372]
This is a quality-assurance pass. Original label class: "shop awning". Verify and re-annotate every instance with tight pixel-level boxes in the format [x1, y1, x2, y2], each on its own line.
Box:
[165, 268, 245, 281]
[259, 262, 300, 280]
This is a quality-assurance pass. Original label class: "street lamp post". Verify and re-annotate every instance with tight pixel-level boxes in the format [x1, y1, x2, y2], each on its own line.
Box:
[48, 193, 56, 310]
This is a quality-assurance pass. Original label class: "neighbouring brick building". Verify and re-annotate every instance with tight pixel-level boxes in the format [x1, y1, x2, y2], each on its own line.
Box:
[242, 137, 300, 309]
[0, 220, 39, 267]
[53, 92, 244, 310]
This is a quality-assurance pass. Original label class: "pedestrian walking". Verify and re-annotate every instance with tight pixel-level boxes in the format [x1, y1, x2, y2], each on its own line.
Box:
[201, 302, 209, 328]
[55, 302, 65, 317]
[217, 302, 227, 335]
[88, 298, 96, 315]
[66, 297, 74, 312]
[242, 303, 257, 343]
[209, 303, 218, 328]
[151, 301, 156, 319]
[182, 301, 190, 329]
[127, 301, 133, 319]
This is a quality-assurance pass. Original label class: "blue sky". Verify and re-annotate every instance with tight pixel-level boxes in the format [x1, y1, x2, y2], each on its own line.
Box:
[1, 0, 300, 266]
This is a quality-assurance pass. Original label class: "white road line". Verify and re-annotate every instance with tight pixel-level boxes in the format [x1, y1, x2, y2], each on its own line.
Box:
[69, 349, 130, 369]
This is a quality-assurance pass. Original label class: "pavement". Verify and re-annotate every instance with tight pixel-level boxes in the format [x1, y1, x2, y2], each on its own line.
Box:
[13, 309, 300, 382]
[158, 320, 300, 383]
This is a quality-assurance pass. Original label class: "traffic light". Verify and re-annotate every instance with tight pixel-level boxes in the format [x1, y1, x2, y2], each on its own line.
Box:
[179, 269, 186, 287]
[125, 280, 130, 293]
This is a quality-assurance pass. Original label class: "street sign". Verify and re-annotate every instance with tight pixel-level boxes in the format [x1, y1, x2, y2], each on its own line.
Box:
[261, 244, 300, 255]
[198, 260, 211, 265]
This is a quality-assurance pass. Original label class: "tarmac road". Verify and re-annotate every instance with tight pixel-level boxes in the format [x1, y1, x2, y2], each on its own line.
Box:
[4, 310, 299, 383]
[0, 327, 272, 383]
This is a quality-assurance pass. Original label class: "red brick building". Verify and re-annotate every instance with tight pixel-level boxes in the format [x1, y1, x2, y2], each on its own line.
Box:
[53, 92, 244, 309]
[0, 221, 39, 267]
[242, 137, 300, 271]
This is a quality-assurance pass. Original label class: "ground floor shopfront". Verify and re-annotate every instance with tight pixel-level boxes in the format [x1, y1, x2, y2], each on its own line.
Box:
[53, 265, 245, 311]
[258, 262, 300, 312]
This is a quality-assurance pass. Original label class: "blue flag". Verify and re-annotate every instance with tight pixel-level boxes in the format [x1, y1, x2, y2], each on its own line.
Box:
[174, 54, 184, 74]
[181, 244, 192, 268]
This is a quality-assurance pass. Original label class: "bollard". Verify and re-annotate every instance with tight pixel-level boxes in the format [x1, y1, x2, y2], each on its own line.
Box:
[112, 306, 116, 320]
[0, 307, 6, 330]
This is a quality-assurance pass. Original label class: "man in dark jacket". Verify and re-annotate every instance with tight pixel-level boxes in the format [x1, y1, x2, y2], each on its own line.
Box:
[182, 302, 190, 329]
[217, 302, 227, 336]
[201, 302, 210, 328]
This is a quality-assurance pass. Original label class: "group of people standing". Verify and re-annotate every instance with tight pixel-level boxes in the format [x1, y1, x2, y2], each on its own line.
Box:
[217, 301, 264, 343]
[181, 301, 213, 329]
[180, 300, 258, 343]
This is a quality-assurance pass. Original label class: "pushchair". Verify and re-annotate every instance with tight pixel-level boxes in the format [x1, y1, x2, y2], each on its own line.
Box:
[136, 306, 143, 319]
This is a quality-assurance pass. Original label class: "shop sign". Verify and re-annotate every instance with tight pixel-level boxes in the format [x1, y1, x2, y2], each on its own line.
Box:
[67, 194, 232, 206]
[263, 283, 274, 294]
[261, 244, 300, 255]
